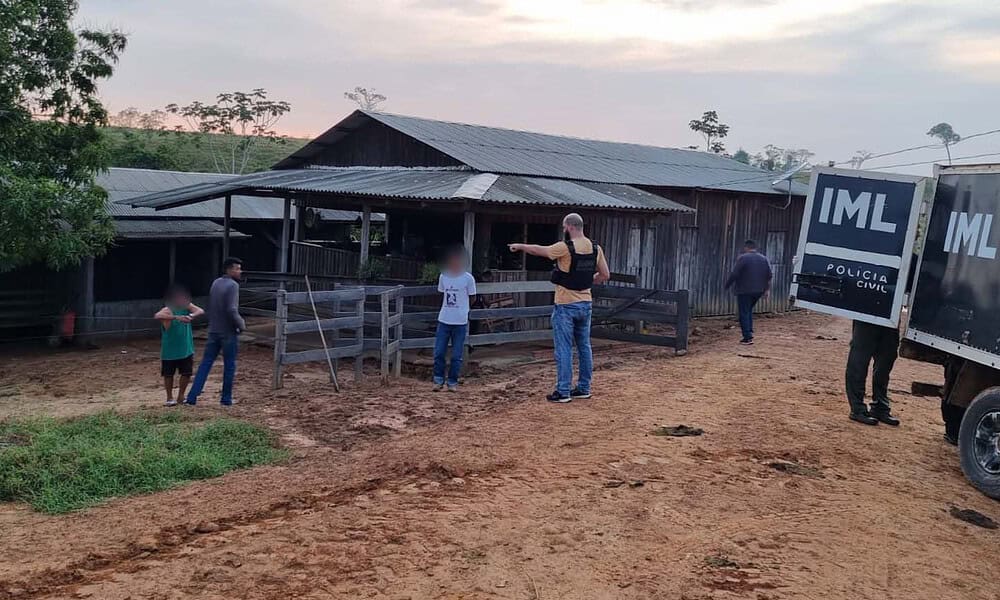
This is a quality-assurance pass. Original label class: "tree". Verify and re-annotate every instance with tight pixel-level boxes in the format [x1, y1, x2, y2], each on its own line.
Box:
[166, 89, 291, 174]
[109, 106, 166, 130]
[750, 145, 814, 172]
[849, 150, 874, 170]
[345, 87, 387, 111]
[0, 1, 126, 272]
[688, 110, 729, 153]
[732, 148, 751, 164]
[927, 122, 961, 165]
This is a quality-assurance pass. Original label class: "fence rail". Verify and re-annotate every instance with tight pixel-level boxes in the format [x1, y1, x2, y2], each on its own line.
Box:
[267, 277, 689, 391]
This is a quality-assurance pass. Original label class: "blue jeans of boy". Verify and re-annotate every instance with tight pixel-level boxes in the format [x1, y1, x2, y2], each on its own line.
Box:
[737, 293, 762, 341]
[186, 332, 238, 405]
[552, 301, 593, 397]
[433, 322, 468, 386]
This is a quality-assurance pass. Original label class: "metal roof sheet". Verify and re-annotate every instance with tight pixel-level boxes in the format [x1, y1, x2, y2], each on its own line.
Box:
[114, 218, 249, 240]
[98, 168, 382, 222]
[119, 167, 693, 213]
[276, 111, 807, 196]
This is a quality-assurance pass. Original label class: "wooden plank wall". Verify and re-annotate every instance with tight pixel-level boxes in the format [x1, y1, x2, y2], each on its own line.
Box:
[643, 187, 804, 317]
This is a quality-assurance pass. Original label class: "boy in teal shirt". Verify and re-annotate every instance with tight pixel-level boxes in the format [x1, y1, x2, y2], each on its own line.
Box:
[154, 285, 204, 406]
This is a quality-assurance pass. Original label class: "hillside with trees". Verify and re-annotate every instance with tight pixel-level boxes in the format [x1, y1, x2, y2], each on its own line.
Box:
[102, 126, 310, 173]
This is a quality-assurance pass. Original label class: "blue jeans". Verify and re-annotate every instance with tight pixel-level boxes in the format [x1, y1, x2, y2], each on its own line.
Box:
[186, 332, 238, 405]
[552, 301, 593, 397]
[433, 322, 468, 386]
[737, 293, 762, 341]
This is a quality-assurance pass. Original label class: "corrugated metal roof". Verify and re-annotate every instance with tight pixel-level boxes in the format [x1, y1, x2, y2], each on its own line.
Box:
[276, 110, 807, 196]
[98, 167, 383, 222]
[114, 218, 249, 240]
[120, 167, 694, 214]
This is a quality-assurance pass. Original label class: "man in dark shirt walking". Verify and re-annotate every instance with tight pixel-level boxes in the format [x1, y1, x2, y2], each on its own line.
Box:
[185, 257, 247, 406]
[724, 240, 772, 345]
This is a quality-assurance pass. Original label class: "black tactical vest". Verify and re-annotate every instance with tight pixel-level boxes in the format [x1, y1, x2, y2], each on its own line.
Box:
[550, 239, 599, 291]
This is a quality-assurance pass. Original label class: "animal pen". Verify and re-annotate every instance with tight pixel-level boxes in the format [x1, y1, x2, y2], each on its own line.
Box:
[240, 276, 689, 390]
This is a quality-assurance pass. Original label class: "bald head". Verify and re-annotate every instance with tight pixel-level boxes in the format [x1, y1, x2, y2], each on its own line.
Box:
[562, 213, 584, 238]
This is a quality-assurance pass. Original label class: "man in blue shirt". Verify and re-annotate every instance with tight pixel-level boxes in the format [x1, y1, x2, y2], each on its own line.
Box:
[185, 257, 246, 406]
[724, 240, 772, 345]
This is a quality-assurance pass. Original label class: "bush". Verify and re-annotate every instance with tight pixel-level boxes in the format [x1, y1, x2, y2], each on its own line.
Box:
[359, 257, 387, 281]
[0, 411, 286, 513]
[419, 262, 441, 284]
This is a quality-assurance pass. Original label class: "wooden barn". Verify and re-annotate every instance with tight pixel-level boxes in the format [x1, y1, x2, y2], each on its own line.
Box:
[122, 111, 807, 315]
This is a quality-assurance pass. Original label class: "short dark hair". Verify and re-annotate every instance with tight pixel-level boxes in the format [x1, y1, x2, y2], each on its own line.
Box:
[222, 256, 243, 269]
[164, 283, 190, 300]
[744, 240, 758, 250]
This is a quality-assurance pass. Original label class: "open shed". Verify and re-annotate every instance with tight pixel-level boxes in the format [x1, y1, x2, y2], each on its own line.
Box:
[121, 111, 806, 315]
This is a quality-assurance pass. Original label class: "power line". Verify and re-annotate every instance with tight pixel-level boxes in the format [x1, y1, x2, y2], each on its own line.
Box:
[866, 151, 1000, 171]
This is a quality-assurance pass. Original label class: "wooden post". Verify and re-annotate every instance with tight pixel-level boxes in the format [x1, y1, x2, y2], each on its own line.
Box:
[380, 291, 390, 381]
[359, 204, 372, 273]
[79, 257, 95, 344]
[223, 194, 232, 259]
[292, 200, 304, 269]
[168, 240, 176, 284]
[394, 292, 404, 377]
[675, 289, 690, 356]
[463, 210, 475, 268]
[354, 294, 364, 382]
[331, 298, 340, 375]
[278, 197, 291, 273]
[273, 289, 288, 389]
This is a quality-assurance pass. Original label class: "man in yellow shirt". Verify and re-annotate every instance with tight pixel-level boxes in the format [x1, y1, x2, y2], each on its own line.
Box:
[510, 213, 610, 402]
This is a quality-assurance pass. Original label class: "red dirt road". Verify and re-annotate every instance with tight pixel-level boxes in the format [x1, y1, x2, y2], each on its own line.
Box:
[1, 313, 998, 599]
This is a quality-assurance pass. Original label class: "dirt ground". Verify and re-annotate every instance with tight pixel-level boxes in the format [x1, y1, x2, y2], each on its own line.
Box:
[1, 312, 999, 600]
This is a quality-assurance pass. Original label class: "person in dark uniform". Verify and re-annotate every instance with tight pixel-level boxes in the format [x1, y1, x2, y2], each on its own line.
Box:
[845, 320, 901, 426]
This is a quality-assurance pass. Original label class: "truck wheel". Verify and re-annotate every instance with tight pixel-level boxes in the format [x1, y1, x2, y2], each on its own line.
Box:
[959, 388, 1000, 500]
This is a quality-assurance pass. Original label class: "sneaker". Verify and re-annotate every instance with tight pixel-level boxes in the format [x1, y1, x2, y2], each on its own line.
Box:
[164, 399, 177, 407]
[570, 388, 592, 400]
[447, 384, 458, 393]
[220, 400, 234, 406]
[183, 398, 197, 406]
[739, 339, 754, 345]
[432, 383, 444, 392]
[546, 391, 572, 403]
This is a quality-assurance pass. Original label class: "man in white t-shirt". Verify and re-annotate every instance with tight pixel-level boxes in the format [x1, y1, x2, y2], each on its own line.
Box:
[433, 246, 477, 391]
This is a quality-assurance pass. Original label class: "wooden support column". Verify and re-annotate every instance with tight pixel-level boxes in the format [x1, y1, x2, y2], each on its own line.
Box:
[463, 210, 475, 265]
[292, 200, 304, 270]
[359, 203, 372, 272]
[278, 197, 291, 273]
[78, 257, 95, 343]
[168, 240, 177, 283]
[222, 194, 232, 259]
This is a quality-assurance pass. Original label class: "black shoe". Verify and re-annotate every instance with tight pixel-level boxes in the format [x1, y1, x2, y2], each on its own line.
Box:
[546, 391, 571, 403]
[739, 339, 754, 345]
[871, 411, 900, 426]
[570, 388, 591, 400]
[850, 411, 879, 426]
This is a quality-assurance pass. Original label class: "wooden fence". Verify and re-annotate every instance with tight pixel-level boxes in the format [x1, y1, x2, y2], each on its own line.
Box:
[268, 279, 689, 390]
[291, 241, 423, 281]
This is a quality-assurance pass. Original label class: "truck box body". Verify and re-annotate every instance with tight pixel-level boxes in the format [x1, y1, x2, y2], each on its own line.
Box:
[906, 164, 1000, 369]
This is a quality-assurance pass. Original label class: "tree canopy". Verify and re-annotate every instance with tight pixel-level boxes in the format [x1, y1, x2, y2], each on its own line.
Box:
[688, 110, 729, 154]
[0, 0, 126, 271]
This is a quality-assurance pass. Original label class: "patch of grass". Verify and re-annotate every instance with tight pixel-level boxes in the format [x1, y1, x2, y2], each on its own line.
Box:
[0, 411, 287, 514]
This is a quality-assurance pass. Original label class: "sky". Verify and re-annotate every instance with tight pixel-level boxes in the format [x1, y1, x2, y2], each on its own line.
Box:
[76, 0, 1000, 175]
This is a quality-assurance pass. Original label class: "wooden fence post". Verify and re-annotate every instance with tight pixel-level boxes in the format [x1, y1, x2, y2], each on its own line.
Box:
[332, 297, 340, 375]
[273, 289, 288, 389]
[675, 288, 690, 356]
[354, 295, 364, 382]
[394, 290, 404, 377]
[380, 290, 390, 381]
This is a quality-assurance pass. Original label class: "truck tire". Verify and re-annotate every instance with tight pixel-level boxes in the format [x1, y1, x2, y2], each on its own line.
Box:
[958, 387, 1000, 500]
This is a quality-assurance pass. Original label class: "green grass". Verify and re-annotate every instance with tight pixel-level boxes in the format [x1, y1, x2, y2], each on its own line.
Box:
[0, 411, 287, 514]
